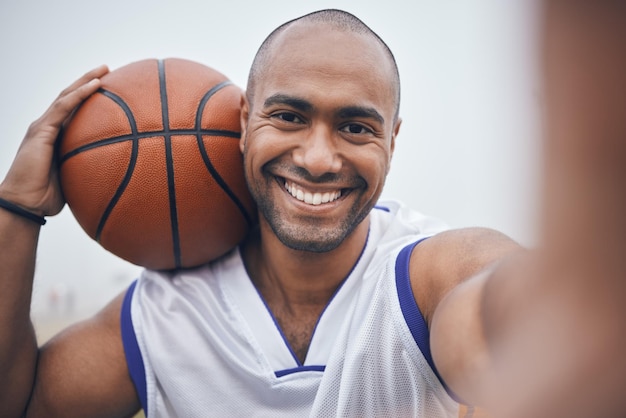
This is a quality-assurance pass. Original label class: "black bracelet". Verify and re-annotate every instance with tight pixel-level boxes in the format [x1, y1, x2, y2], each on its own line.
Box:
[0, 197, 46, 225]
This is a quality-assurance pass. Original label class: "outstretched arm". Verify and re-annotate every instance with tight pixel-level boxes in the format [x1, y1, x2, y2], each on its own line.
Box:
[485, 2, 626, 415]
[427, 1, 626, 416]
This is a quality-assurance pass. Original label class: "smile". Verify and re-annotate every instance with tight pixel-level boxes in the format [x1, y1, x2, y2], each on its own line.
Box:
[284, 180, 342, 206]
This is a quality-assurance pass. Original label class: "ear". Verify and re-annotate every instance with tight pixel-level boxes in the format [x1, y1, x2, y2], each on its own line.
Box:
[388, 117, 401, 172]
[239, 92, 249, 154]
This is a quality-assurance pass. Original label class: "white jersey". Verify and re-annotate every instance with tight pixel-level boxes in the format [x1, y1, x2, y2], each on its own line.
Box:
[121, 200, 458, 417]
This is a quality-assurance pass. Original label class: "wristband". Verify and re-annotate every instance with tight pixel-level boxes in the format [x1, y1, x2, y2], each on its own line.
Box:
[0, 197, 46, 225]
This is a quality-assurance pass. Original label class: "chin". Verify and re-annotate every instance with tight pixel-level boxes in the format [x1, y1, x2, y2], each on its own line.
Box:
[271, 221, 347, 253]
[278, 234, 344, 253]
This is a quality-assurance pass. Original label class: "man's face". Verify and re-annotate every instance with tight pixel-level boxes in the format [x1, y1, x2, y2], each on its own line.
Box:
[240, 24, 400, 253]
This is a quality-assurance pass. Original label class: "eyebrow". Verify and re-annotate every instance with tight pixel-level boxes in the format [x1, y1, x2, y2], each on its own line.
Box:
[263, 94, 313, 113]
[337, 106, 385, 126]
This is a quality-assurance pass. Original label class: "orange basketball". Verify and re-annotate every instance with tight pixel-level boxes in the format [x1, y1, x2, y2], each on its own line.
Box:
[58, 58, 256, 270]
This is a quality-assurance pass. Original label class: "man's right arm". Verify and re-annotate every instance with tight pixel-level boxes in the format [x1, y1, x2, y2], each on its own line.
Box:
[0, 204, 40, 417]
[0, 66, 140, 417]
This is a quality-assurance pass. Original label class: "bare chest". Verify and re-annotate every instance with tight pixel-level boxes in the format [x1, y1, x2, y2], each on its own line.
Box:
[271, 307, 323, 364]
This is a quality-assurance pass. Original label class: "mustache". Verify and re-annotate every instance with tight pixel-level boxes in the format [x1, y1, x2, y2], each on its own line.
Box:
[266, 162, 366, 187]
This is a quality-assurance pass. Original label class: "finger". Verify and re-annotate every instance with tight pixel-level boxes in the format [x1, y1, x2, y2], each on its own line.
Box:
[57, 64, 109, 99]
[42, 77, 103, 129]
[25, 75, 104, 148]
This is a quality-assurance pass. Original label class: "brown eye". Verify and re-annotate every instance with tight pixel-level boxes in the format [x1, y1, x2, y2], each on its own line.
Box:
[341, 123, 370, 135]
[273, 112, 303, 123]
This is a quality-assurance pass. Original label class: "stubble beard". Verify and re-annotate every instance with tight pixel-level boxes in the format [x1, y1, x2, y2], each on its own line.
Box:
[257, 189, 373, 253]
[242, 144, 375, 253]
[247, 175, 372, 253]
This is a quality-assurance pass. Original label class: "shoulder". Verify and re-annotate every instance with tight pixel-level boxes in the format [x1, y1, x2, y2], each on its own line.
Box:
[139, 247, 242, 288]
[373, 199, 449, 235]
[409, 227, 520, 327]
[27, 291, 140, 417]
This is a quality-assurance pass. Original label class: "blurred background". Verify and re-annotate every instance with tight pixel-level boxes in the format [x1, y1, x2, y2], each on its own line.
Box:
[0, 0, 541, 339]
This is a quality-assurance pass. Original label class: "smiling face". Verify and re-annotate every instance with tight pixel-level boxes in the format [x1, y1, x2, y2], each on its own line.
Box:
[240, 21, 401, 253]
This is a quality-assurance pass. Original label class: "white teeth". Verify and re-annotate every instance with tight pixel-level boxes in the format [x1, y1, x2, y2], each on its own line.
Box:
[284, 181, 342, 205]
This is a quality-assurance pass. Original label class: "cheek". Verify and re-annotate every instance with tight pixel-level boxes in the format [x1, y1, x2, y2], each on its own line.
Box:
[242, 130, 288, 177]
[354, 145, 392, 183]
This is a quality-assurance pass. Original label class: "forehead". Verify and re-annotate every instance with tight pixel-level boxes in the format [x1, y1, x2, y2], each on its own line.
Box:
[254, 22, 396, 115]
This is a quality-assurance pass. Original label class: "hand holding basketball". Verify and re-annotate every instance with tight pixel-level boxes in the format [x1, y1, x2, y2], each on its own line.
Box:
[0, 66, 108, 216]
[58, 59, 256, 270]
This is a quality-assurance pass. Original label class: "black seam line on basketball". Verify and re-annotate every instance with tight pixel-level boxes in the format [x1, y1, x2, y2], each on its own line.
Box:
[58, 129, 240, 165]
[94, 89, 140, 242]
[195, 80, 233, 128]
[159, 59, 182, 269]
[195, 81, 254, 228]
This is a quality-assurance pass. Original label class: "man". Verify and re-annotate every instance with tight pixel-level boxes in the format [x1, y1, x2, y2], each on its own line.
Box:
[1, 5, 624, 418]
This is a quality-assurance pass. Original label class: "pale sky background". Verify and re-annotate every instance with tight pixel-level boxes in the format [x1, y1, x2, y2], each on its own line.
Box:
[0, 1, 541, 321]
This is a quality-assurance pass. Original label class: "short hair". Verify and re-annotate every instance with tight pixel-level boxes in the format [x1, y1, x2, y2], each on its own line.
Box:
[246, 9, 401, 120]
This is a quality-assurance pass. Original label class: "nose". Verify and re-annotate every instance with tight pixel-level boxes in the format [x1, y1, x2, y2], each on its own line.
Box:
[292, 125, 342, 178]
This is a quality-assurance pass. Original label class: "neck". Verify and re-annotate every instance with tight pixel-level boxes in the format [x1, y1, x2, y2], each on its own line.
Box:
[242, 216, 370, 310]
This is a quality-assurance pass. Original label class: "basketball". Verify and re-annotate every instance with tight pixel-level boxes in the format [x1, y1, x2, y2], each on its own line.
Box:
[58, 58, 256, 270]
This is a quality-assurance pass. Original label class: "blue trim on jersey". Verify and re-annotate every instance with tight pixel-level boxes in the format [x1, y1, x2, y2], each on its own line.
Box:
[395, 240, 462, 402]
[121, 280, 149, 414]
[374, 204, 390, 212]
[275, 365, 326, 378]
[255, 290, 299, 363]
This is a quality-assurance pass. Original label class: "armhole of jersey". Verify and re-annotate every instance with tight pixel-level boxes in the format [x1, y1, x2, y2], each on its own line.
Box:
[395, 239, 462, 403]
[121, 280, 149, 415]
